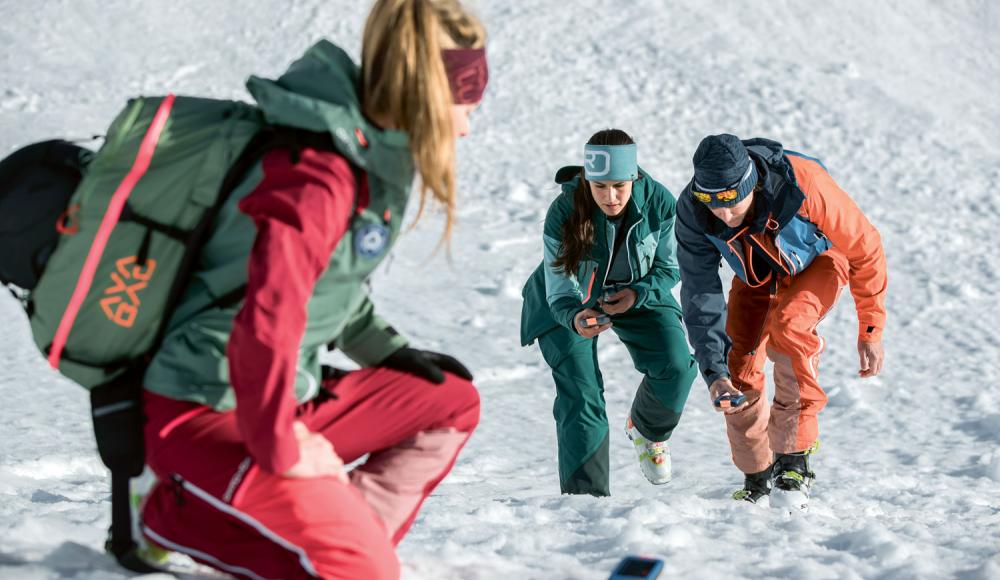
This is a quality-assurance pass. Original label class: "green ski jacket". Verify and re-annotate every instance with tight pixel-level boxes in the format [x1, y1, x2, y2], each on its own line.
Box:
[520, 166, 682, 345]
[144, 41, 413, 409]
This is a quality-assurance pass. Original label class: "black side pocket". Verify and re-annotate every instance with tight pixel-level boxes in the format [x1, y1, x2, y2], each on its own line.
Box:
[90, 370, 146, 478]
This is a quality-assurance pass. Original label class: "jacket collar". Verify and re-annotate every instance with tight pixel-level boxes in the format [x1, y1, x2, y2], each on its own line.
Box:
[748, 146, 805, 234]
[688, 139, 805, 238]
[246, 40, 414, 189]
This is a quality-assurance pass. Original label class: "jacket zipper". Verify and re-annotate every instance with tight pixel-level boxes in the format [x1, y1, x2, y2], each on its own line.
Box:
[599, 220, 615, 291]
[623, 218, 643, 285]
[582, 266, 598, 303]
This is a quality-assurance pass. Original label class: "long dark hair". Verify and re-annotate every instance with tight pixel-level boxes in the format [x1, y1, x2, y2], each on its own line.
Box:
[552, 128, 635, 275]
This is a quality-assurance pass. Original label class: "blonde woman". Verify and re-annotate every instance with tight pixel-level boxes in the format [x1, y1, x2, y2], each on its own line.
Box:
[138, 1, 488, 577]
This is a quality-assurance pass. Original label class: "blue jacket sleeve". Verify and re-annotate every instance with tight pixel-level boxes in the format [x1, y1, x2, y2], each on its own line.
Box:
[675, 194, 731, 387]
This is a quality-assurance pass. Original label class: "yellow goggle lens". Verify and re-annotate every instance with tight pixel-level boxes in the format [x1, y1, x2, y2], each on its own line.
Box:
[693, 188, 740, 204]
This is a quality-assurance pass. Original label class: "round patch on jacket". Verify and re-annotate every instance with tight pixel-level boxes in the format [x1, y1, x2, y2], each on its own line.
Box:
[355, 223, 390, 258]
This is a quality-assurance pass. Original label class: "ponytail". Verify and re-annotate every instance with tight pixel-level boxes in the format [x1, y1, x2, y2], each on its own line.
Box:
[362, 0, 486, 244]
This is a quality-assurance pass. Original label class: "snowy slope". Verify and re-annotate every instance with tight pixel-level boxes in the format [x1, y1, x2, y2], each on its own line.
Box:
[2, 1, 1000, 578]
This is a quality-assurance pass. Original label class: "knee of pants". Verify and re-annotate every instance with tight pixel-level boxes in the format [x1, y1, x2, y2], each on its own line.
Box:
[724, 393, 768, 431]
[551, 350, 598, 379]
[767, 318, 817, 356]
[678, 357, 699, 386]
[800, 390, 829, 413]
[311, 537, 401, 580]
[550, 354, 604, 401]
[646, 364, 697, 412]
[553, 383, 606, 428]
[773, 388, 828, 413]
[553, 393, 606, 426]
[435, 373, 481, 433]
[728, 352, 766, 393]
[644, 350, 697, 385]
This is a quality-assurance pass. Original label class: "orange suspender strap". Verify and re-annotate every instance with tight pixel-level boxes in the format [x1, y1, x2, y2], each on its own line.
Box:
[48, 94, 177, 369]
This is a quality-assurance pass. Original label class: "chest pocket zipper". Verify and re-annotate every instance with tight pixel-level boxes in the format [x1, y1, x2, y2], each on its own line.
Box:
[582, 265, 598, 303]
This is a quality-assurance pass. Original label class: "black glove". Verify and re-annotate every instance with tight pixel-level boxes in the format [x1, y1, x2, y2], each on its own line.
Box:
[379, 347, 474, 384]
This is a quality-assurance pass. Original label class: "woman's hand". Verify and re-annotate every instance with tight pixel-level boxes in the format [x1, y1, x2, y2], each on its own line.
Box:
[574, 308, 612, 338]
[282, 421, 348, 482]
[599, 288, 637, 315]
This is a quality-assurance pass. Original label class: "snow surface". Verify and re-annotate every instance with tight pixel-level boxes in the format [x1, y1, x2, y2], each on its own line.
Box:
[2, 0, 1000, 578]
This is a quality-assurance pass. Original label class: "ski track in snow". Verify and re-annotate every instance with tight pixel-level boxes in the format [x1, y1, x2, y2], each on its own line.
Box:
[2, 1, 1000, 578]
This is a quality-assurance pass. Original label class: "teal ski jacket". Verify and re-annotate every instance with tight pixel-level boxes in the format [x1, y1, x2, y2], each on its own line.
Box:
[520, 166, 682, 345]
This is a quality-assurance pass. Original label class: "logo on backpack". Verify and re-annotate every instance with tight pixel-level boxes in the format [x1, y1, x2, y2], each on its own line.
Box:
[99, 256, 157, 328]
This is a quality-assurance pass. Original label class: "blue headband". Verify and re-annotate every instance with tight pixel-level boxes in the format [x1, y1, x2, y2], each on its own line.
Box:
[583, 144, 638, 181]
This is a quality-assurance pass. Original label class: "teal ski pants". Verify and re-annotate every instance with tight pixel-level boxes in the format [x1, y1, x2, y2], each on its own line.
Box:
[536, 307, 697, 496]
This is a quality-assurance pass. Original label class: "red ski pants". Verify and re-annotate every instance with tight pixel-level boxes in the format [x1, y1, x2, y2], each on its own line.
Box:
[140, 368, 479, 579]
[724, 252, 848, 474]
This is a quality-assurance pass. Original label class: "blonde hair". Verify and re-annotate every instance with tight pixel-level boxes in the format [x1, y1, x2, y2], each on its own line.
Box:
[362, 0, 486, 243]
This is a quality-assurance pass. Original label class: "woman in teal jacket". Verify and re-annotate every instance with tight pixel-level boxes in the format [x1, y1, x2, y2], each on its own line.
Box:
[520, 129, 697, 496]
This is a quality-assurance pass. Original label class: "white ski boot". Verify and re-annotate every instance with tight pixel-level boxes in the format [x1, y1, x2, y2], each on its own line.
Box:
[769, 442, 819, 511]
[625, 417, 671, 485]
[732, 467, 772, 506]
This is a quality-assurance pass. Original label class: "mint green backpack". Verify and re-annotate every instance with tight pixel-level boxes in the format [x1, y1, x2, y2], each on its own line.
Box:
[30, 95, 262, 387]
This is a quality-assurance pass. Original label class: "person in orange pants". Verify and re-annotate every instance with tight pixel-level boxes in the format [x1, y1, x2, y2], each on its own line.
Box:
[675, 134, 887, 509]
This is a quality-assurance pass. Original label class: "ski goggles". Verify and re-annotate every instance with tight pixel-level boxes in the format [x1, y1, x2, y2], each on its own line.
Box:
[691, 160, 758, 208]
[692, 188, 741, 204]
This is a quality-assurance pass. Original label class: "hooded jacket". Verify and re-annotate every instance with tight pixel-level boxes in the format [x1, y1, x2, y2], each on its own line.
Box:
[144, 41, 414, 472]
[521, 166, 682, 346]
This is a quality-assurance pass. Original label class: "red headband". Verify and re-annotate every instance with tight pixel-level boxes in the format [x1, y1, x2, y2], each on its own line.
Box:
[442, 48, 488, 104]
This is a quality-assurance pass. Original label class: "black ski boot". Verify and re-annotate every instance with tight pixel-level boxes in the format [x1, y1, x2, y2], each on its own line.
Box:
[769, 444, 818, 511]
[732, 467, 772, 505]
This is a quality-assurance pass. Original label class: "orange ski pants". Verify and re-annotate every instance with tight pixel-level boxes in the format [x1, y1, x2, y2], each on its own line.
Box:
[724, 251, 849, 474]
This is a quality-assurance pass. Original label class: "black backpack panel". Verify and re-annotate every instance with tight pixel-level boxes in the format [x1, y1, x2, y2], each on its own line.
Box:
[0, 139, 93, 289]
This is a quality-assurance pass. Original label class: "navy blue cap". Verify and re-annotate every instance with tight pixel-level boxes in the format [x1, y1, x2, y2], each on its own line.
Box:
[691, 134, 758, 208]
